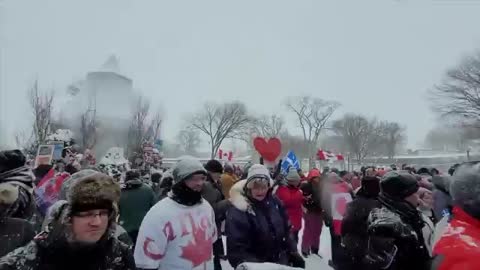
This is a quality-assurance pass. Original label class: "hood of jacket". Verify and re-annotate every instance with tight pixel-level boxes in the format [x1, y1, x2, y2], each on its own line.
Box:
[229, 180, 250, 212]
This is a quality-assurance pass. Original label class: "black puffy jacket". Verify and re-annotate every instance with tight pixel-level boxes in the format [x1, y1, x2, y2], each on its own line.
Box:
[365, 195, 431, 270]
[225, 180, 296, 269]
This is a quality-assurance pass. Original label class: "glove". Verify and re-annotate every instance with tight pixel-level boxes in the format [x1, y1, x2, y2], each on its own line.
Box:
[289, 252, 306, 269]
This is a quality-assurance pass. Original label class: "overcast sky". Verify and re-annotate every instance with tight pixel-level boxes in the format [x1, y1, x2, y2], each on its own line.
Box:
[2, 0, 480, 150]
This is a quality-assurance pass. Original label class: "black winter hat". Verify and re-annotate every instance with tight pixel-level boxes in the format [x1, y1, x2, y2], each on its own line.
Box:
[0, 150, 26, 174]
[204, 160, 223, 174]
[380, 171, 419, 199]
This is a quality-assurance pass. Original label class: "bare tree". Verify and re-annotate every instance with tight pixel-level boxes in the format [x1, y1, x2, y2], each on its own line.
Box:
[332, 114, 381, 163]
[236, 114, 286, 147]
[177, 128, 201, 155]
[189, 101, 251, 159]
[285, 96, 340, 165]
[29, 80, 54, 145]
[431, 52, 480, 122]
[377, 121, 406, 159]
[254, 115, 286, 138]
[147, 110, 162, 143]
[14, 129, 35, 153]
[80, 107, 97, 150]
[127, 97, 151, 156]
[424, 126, 466, 151]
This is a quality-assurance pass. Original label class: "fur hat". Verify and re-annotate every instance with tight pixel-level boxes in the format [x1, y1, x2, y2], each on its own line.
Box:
[67, 172, 120, 215]
[0, 183, 18, 205]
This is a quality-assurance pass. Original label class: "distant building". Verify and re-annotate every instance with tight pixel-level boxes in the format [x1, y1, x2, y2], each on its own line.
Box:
[64, 55, 136, 156]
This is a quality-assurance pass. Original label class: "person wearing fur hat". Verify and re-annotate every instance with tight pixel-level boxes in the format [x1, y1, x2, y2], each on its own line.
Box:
[58, 169, 133, 247]
[0, 183, 35, 257]
[341, 176, 382, 270]
[225, 164, 305, 269]
[134, 158, 217, 270]
[300, 168, 323, 257]
[432, 163, 480, 269]
[118, 170, 156, 247]
[0, 171, 135, 270]
[365, 171, 433, 270]
[275, 168, 304, 243]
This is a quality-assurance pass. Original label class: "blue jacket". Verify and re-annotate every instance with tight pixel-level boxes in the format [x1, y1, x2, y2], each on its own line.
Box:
[225, 180, 296, 269]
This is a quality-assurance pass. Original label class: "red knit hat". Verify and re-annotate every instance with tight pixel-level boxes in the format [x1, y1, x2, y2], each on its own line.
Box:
[308, 168, 321, 181]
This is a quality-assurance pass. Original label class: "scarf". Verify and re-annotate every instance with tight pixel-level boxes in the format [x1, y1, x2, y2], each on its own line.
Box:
[169, 181, 203, 206]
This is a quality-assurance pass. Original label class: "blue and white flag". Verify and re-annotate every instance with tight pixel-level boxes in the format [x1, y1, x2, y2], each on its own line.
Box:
[281, 150, 300, 174]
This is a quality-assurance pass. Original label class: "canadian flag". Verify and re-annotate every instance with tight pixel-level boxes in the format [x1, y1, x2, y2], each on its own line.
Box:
[331, 183, 353, 235]
[317, 149, 344, 161]
[218, 149, 233, 161]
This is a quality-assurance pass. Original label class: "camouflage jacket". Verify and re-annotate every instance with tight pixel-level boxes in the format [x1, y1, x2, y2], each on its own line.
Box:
[0, 237, 135, 270]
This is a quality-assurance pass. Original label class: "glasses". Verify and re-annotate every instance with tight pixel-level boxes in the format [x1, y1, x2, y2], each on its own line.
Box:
[74, 210, 110, 220]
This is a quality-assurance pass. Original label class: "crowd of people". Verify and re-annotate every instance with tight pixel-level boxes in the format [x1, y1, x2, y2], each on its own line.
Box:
[0, 147, 479, 270]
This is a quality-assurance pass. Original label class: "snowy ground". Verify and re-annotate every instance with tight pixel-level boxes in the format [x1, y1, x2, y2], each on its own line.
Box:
[221, 223, 333, 270]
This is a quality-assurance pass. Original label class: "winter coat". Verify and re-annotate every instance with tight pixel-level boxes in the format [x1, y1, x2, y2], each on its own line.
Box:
[341, 190, 382, 269]
[431, 176, 452, 221]
[118, 179, 156, 234]
[0, 166, 36, 221]
[226, 180, 297, 269]
[275, 185, 303, 232]
[0, 237, 135, 270]
[366, 194, 433, 270]
[220, 173, 237, 199]
[202, 175, 229, 225]
[0, 217, 35, 258]
[0, 203, 135, 270]
[299, 180, 322, 213]
[432, 207, 480, 270]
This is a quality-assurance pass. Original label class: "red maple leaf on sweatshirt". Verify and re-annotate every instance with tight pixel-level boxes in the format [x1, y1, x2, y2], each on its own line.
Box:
[180, 213, 214, 267]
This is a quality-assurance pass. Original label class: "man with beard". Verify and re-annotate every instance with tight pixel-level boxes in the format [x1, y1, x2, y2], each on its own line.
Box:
[0, 171, 135, 270]
[366, 171, 433, 270]
[134, 158, 217, 270]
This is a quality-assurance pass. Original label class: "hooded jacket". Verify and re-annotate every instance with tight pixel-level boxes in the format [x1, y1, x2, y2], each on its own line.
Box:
[0, 200, 135, 270]
[365, 194, 433, 270]
[119, 178, 156, 234]
[225, 180, 296, 269]
[0, 183, 35, 257]
[0, 166, 36, 221]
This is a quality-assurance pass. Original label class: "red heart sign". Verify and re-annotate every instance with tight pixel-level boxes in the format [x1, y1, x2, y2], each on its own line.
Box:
[253, 137, 282, 162]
